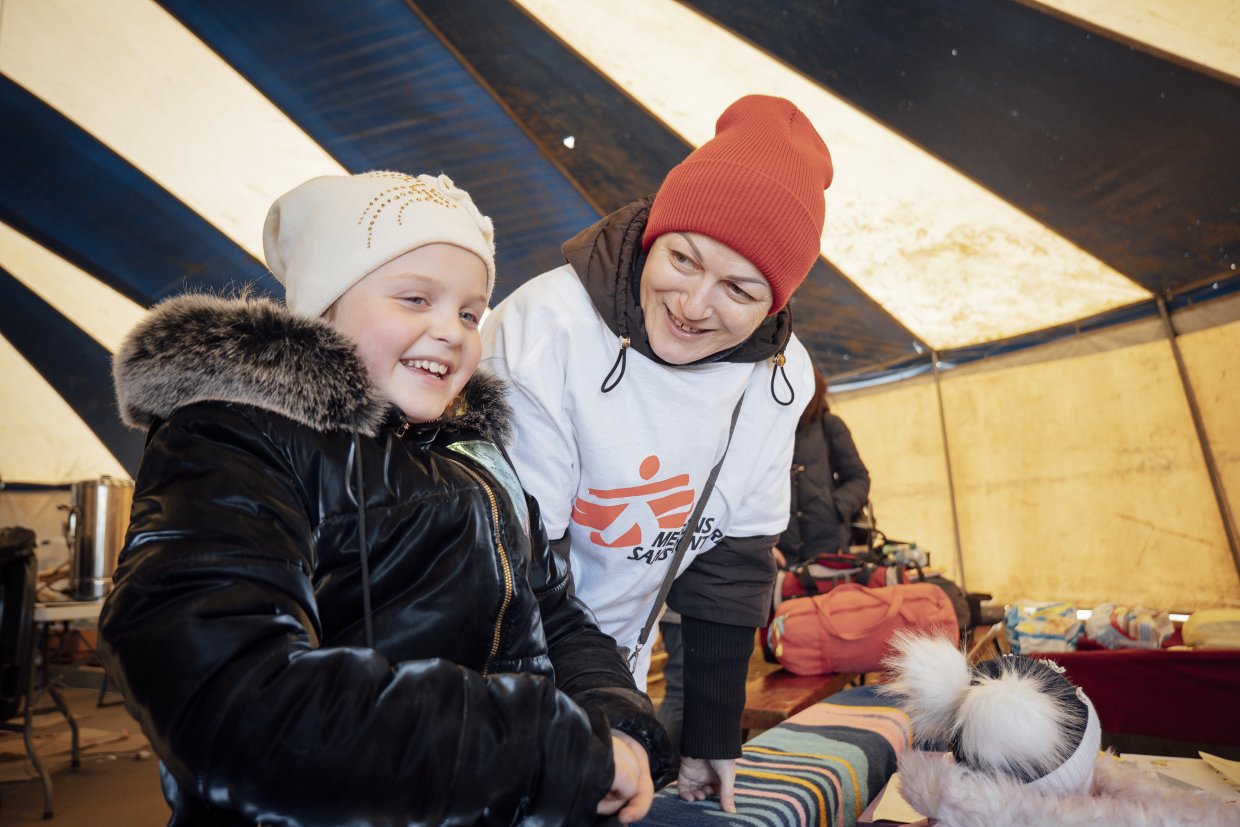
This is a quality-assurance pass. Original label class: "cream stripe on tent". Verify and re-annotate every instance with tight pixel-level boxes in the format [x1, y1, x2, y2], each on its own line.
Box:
[0, 0, 346, 260]
[514, 0, 1153, 349]
[1025, 0, 1240, 84]
[0, 222, 145, 483]
[0, 222, 146, 354]
[0, 0, 341, 480]
[0, 336, 128, 484]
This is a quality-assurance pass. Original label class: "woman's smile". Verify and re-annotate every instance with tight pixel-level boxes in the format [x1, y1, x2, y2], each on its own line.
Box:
[664, 305, 709, 337]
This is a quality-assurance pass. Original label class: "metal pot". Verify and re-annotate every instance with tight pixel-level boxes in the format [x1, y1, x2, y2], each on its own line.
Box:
[61, 475, 134, 601]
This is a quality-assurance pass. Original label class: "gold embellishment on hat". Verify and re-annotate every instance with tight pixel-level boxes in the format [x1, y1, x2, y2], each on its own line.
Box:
[356, 174, 457, 249]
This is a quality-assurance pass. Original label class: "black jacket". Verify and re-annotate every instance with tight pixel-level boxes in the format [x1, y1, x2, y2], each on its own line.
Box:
[100, 294, 672, 826]
[780, 413, 871, 565]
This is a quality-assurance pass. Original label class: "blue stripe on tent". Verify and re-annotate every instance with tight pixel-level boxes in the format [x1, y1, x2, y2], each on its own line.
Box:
[0, 76, 270, 306]
[0, 268, 144, 478]
[410, 0, 926, 377]
[1169, 272, 1240, 312]
[789, 261, 926, 376]
[685, 0, 1240, 293]
[412, 0, 704, 215]
[158, 0, 601, 304]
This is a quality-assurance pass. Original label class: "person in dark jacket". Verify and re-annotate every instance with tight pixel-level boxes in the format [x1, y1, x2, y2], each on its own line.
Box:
[482, 95, 833, 812]
[774, 367, 871, 569]
[98, 171, 672, 826]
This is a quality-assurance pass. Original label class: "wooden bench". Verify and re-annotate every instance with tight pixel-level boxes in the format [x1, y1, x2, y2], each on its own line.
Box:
[739, 624, 1006, 736]
[741, 666, 858, 735]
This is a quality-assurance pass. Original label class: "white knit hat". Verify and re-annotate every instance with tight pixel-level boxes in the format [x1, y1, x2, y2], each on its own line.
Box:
[263, 171, 496, 318]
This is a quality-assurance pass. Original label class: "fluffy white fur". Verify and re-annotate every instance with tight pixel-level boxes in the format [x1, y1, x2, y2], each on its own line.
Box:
[899, 749, 1240, 827]
[879, 632, 972, 744]
[959, 667, 1082, 780]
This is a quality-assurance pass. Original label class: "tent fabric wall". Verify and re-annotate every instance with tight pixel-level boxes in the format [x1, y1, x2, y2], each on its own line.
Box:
[832, 377, 960, 582]
[1181, 317, 1240, 560]
[836, 312, 1240, 612]
[0, 488, 72, 569]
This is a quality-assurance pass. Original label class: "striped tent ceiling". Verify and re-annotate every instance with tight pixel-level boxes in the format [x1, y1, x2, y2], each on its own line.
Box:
[2, 0, 1238, 484]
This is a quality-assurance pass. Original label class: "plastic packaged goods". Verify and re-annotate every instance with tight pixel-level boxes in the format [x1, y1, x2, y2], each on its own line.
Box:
[1084, 603, 1174, 649]
[1004, 600, 1083, 654]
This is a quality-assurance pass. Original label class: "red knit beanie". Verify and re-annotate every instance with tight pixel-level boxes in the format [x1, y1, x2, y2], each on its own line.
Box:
[642, 95, 833, 315]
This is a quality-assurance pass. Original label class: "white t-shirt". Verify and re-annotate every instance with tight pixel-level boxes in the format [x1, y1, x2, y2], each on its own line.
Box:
[482, 265, 813, 686]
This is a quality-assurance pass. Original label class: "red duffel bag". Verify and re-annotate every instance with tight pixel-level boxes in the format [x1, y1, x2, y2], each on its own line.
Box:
[766, 582, 958, 675]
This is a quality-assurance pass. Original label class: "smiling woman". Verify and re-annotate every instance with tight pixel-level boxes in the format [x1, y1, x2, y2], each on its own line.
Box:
[483, 93, 834, 813]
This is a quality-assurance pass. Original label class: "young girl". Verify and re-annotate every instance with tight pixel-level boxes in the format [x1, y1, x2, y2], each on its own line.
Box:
[99, 171, 671, 826]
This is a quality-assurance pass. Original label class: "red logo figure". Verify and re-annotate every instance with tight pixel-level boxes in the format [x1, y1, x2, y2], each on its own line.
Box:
[572, 456, 695, 547]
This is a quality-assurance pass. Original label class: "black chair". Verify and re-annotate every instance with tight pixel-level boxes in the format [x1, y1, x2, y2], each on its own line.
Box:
[0, 526, 76, 820]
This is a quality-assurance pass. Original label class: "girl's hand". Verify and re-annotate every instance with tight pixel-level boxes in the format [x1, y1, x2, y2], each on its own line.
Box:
[596, 730, 654, 823]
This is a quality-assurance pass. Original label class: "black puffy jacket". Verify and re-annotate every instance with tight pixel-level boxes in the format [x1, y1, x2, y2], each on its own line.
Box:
[779, 413, 871, 565]
[100, 295, 671, 826]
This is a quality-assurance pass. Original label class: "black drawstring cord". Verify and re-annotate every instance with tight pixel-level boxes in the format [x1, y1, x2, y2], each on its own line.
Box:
[381, 433, 395, 495]
[600, 336, 631, 393]
[348, 431, 375, 649]
[771, 352, 795, 406]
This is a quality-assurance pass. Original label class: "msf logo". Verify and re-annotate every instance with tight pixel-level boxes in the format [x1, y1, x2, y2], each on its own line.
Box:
[572, 455, 694, 548]
[572, 456, 722, 564]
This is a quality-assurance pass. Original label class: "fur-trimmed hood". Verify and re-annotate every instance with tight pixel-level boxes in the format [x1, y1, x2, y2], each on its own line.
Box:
[114, 293, 511, 444]
[898, 749, 1240, 827]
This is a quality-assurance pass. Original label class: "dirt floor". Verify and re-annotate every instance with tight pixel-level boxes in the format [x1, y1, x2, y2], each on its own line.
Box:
[1, 672, 167, 826]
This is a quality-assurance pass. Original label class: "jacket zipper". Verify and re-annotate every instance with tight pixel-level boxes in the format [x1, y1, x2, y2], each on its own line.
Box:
[459, 465, 513, 676]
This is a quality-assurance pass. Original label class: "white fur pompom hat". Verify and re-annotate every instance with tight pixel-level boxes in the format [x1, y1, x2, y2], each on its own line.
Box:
[879, 633, 1239, 827]
[263, 171, 496, 318]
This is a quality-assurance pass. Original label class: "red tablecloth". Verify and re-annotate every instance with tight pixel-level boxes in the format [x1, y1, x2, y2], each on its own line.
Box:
[1032, 648, 1240, 744]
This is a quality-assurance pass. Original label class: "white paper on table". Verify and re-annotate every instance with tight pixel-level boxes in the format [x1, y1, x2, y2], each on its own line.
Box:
[1115, 754, 1240, 799]
[872, 772, 927, 823]
[1200, 752, 1240, 790]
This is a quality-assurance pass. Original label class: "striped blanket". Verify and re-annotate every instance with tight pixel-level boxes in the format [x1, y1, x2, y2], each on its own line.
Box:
[635, 686, 909, 826]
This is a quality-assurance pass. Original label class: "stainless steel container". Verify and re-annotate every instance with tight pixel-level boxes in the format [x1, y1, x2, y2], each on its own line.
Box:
[62, 475, 134, 601]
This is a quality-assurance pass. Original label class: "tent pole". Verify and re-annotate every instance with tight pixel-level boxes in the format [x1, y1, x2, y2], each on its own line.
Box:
[1156, 297, 1240, 582]
[931, 352, 967, 592]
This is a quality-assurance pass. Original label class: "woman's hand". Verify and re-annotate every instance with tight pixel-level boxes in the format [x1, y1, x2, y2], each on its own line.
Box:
[677, 756, 737, 813]
[596, 730, 655, 823]
[771, 546, 787, 569]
